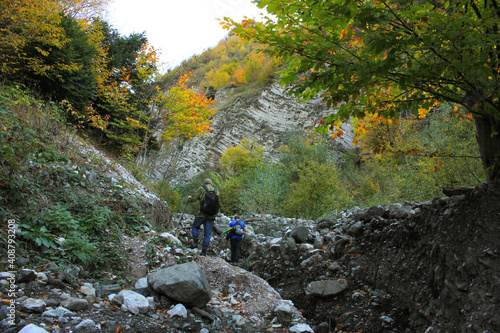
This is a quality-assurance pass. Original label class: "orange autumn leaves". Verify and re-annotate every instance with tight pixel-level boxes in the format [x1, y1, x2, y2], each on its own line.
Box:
[160, 71, 215, 142]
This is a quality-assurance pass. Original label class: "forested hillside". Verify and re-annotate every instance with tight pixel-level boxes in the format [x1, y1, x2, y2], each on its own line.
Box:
[1, 0, 215, 159]
[165, 33, 284, 92]
[1, 0, 488, 221]
[154, 40, 484, 220]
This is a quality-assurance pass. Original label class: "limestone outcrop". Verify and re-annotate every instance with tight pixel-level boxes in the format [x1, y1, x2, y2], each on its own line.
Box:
[144, 82, 354, 184]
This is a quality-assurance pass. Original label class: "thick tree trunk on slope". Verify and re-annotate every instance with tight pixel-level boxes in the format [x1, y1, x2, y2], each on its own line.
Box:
[474, 113, 500, 182]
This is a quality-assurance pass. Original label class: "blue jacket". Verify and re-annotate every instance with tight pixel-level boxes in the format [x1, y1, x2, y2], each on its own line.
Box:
[229, 220, 246, 239]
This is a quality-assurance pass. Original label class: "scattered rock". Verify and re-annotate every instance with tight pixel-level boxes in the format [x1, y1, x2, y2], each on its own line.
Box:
[21, 298, 46, 313]
[18, 324, 49, 333]
[305, 279, 349, 297]
[60, 296, 89, 311]
[116, 290, 150, 315]
[167, 303, 187, 318]
[148, 261, 210, 308]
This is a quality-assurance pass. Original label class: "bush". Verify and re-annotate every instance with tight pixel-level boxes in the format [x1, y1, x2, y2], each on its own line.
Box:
[154, 180, 181, 212]
[62, 235, 98, 266]
[350, 104, 484, 205]
[240, 163, 285, 215]
[280, 160, 352, 219]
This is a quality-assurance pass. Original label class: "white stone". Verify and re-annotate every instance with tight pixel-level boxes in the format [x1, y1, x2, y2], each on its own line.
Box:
[289, 323, 314, 333]
[21, 298, 46, 313]
[42, 306, 74, 318]
[74, 319, 96, 331]
[233, 314, 247, 326]
[118, 290, 150, 314]
[274, 300, 295, 314]
[36, 272, 48, 284]
[80, 284, 96, 304]
[167, 303, 187, 318]
[270, 238, 282, 247]
[0, 272, 15, 279]
[159, 232, 182, 245]
[18, 324, 49, 333]
[134, 277, 148, 289]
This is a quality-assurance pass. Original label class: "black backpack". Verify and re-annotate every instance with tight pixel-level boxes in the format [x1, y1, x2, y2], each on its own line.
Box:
[200, 185, 220, 215]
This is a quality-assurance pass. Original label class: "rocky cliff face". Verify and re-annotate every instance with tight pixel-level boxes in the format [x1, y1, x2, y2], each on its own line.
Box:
[144, 82, 354, 184]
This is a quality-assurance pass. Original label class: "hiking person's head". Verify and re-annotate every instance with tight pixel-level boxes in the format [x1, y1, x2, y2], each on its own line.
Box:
[203, 178, 212, 185]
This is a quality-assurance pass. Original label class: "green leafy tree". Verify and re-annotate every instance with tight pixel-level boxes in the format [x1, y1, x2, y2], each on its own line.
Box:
[225, 0, 500, 181]
[90, 21, 162, 157]
[218, 177, 246, 215]
[153, 180, 181, 212]
[98, 21, 148, 82]
[0, 0, 65, 77]
[277, 131, 350, 218]
[219, 138, 264, 177]
[344, 105, 483, 204]
[24, 15, 100, 110]
[240, 163, 285, 214]
[279, 131, 333, 182]
[281, 160, 351, 219]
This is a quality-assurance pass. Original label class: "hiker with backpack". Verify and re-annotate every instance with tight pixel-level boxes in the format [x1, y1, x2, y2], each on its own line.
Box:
[226, 217, 247, 265]
[187, 178, 220, 256]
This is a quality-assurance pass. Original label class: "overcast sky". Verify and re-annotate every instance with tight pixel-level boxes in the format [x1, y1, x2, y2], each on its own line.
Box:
[106, 0, 264, 71]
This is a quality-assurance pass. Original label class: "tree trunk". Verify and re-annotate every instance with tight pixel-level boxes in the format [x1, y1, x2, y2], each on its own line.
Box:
[474, 113, 500, 182]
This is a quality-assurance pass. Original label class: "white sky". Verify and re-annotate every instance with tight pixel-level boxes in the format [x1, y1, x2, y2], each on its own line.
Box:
[106, 0, 264, 71]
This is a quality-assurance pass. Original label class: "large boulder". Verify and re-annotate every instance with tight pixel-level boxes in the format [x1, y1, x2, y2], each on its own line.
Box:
[147, 262, 210, 308]
[358, 206, 385, 222]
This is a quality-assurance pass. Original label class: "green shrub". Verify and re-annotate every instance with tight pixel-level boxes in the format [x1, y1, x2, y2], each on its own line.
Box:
[280, 160, 353, 219]
[20, 221, 58, 250]
[153, 180, 181, 212]
[62, 234, 98, 266]
[40, 204, 78, 234]
[218, 177, 245, 216]
[80, 205, 113, 235]
[239, 163, 285, 215]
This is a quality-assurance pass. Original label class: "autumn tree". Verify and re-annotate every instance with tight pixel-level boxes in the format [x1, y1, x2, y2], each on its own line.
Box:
[219, 138, 264, 177]
[0, 0, 66, 76]
[0, 0, 167, 159]
[24, 15, 100, 110]
[60, 0, 110, 21]
[225, 0, 500, 181]
[158, 71, 215, 142]
[85, 21, 163, 157]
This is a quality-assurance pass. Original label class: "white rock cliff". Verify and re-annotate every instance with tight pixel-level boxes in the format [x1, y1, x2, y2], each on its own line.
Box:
[144, 82, 354, 184]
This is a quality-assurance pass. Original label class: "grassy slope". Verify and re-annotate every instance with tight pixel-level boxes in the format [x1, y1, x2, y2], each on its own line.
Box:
[0, 86, 163, 283]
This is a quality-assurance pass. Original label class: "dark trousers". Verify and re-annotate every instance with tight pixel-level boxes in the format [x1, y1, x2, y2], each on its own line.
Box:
[192, 217, 215, 251]
[230, 237, 243, 263]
